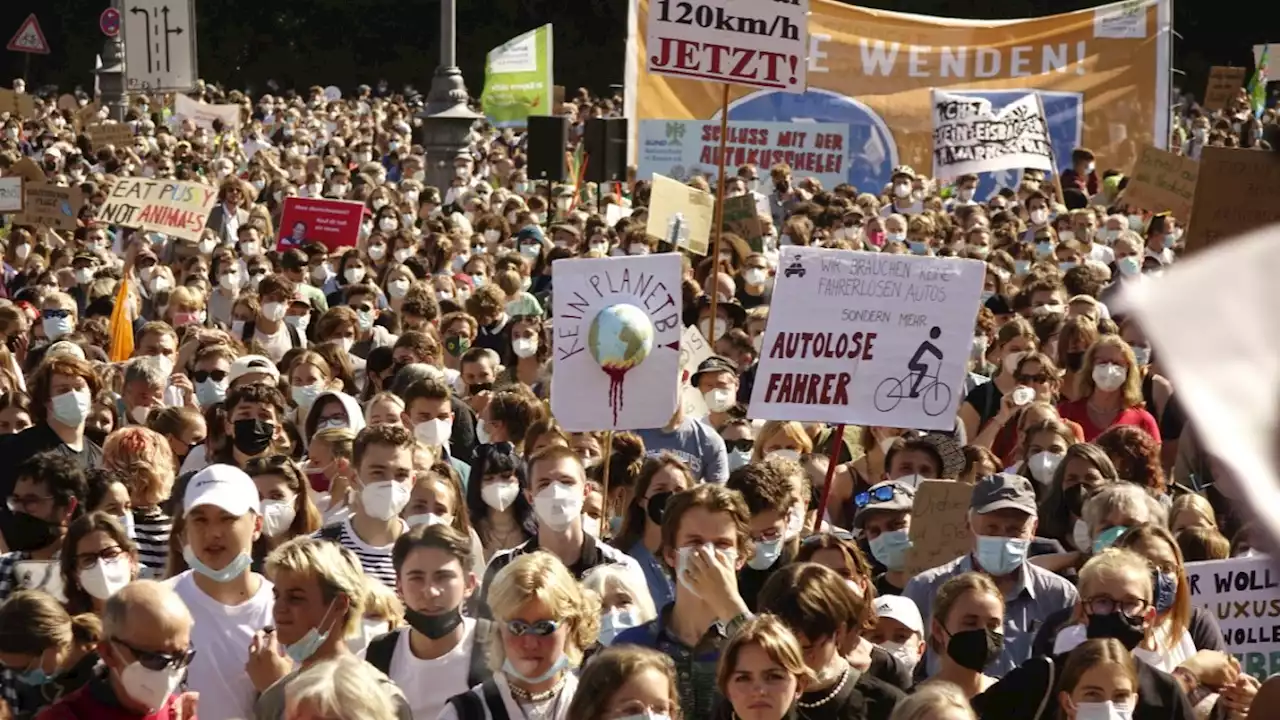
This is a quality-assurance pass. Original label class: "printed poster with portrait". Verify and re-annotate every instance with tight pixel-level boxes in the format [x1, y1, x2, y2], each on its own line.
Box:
[277, 197, 365, 252]
[551, 254, 683, 432]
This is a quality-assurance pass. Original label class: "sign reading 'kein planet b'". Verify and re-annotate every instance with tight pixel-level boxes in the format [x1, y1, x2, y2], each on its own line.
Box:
[551, 254, 683, 431]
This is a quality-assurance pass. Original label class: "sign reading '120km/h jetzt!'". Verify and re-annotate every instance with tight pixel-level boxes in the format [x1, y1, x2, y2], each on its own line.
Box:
[646, 0, 810, 92]
[748, 247, 985, 431]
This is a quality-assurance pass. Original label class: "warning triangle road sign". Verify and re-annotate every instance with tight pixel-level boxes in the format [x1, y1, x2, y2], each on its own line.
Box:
[7, 14, 49, 55]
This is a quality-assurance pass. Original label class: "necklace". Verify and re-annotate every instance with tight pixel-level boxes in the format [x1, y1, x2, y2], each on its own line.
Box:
[509, 676, 566, 702]
[796, 666, 849, 709]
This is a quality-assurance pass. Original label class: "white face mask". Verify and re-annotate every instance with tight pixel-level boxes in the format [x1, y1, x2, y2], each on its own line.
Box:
[379, 218, 397, 232]
[359, 480, 411, 521]
[676, 544, 737, 599]
[261, 302, 287, 323]
[482, 480, 520, 512]
[512, 337, 539, 359]
[698, 318, 726, 342]
[1027, 451, 1064, 484]
[1091, 362, 1128, 392]
[1072, 701, 1135, 720]
[344, 267, 366, 284]
[79, 556, 132, 600]
[413, 418, 452, 447]
[534, 483, 583, 531]
[880, 641, 921, 672]
[406, 513, 451, 528]
[388, 278, 411, 299]
[703, 388, 735, 413]
[367, 245, 386, 261]
[261, 499, 297, 537]
[117, 656, 186, 711]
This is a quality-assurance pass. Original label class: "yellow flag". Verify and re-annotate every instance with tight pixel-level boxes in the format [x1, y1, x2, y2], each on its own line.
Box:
[108, 277, 134, 362]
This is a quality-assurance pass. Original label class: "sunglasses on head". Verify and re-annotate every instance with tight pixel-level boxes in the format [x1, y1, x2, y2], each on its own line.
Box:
[801, 529, 855, 545]
[192, 369, 228, 383]
[505, 619, 560, 637]
[111, 638, 197, 672]
[853, 484, 908, 508]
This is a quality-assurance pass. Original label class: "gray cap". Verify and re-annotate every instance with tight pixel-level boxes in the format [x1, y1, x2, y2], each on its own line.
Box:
[970, 473, 1038, 516]
[853, 481, 915, 529]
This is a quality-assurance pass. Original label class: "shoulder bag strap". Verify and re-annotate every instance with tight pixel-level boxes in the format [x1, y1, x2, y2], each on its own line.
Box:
[481, 678, 513, 720]
[1033, 656, 1056, 720]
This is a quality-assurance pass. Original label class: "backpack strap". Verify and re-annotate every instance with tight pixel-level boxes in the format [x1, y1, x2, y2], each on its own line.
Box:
[1032, 656, 1056, 720]
[466, 619, 493, 689]
[364, 630, 399, 675]
[481, 678, 513, 720]
[286, 321, 303, 348]
[448, 690, 488, 720]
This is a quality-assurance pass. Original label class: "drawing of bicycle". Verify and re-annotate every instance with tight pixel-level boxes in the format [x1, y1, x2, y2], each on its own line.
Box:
[873, 369, 953, 417]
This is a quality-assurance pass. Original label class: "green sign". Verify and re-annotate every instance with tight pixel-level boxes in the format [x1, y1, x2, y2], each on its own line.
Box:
[481, 24, 554, 129]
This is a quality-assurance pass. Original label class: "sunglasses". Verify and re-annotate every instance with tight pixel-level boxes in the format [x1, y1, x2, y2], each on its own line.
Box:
[41, 308, 71, 319]
[112, 638, 197, 672]
[505, 619, 560, 637]
[192, 369, 228, 383]
[1016, 373, 1050, 384]
[853, 484, 910, 508]
[801, 529, 855, 545]
[724, 439, 754, 453]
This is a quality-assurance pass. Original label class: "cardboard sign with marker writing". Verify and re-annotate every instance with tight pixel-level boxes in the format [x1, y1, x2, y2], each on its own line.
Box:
[15, 183, 78, 231]
[85, 123, 135, 150]
[0, 176, 23, 213]
[645, 173, 713, 256]
[1204, 66, 1247, 111]
[1183, 147, 1280, 256]
[1123, 146, 1198, 221]
[905, 480, 972, 576]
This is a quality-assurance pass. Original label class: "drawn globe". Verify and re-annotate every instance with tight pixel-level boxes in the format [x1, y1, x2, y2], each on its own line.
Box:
[588, 304, 654, 371]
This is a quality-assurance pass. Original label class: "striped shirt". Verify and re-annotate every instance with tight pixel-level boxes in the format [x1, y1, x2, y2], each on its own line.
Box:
[133, 506, 173, 579]
[314, 516, 405, 589]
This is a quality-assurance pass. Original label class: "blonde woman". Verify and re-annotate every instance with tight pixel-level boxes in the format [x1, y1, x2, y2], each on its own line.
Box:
[713, 614, 813, 720]
[364, 391, 406, 427]
[1168, 494, 1216, 534]
[567, 646, 680, 720]
[305, 427, 356, 523]
[751, 420, 814, 463]
[252, 537, 410, 719]
[1057, 335, 1160, 442]
[581, 563, 657, 646]
[438, 552, 599, 720]
[102, 427, 177, 579]
[283, 655, 401, 720]
[888, 682, 976, 720]
[0, 590, 103, 715]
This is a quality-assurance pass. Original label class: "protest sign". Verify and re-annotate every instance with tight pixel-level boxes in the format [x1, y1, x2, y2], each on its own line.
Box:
[277, 197, 364, 252]
[174, 94, 242, 131]
[1182, 147, 1280, 255]
[1122, 146, 1197, 221]
[15, 183, 78, 231]
[747, 247, 984, 430]
[0, 177, 22, 213]
[679, 325, 714, 419]
[631, 0, 1171, 197]
[905, 480, 972, 576]
[551, 254, 682, 431]
[645, 173, 714, 256]
[1203, 66, 1247, 111]
[481, 24, 554, 129]
[930, 90, 1052, 179]
[8, 158, 43, 184]
[645, 0, 809, 93]
[637, 120, 848, 190]
[1186, 556, 1280, 679]
[721, 193, 765, 251]
[85, 122, 135, 149]
[97, 177, 217, 242]
[0, 89, 35, 118]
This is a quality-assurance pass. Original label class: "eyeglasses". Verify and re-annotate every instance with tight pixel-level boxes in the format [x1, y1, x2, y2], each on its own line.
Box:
[192, 370, 228, 383]
[7, 494, 53, 513]
[505, 619, 560, 637]
[853, 484, 909, 508]
[75, 545, 128, 570]
[1084, 596, 1148, 618]
[724, 439, 754, 453]
[41, 308, 71, 319]
[111, 638, 197, 672]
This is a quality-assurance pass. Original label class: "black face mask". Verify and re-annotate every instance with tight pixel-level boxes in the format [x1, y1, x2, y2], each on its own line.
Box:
[944, 627, 1004, 672]
[1065, 352, 1085, 372]
[1086, 611, 1146, 651]
[2, 511, 62, 553]
[1064, 484, 1089, 518]
[468, 382, 493, 396]
[232, 419, 275, 456]
[645, 491, 672, 526]
[404, 607, 463, 640]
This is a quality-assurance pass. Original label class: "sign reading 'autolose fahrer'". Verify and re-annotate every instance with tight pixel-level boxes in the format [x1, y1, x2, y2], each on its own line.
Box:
[646, 0, 810, 93]
[930, 89, 1053, 178]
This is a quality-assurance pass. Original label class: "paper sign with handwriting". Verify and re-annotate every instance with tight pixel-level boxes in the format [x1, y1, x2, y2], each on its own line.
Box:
[1123, 146, 1197, 221]
[97, 177, 217, 242]
[905, 480, 972, 576]
[15, 183, 78, 231]
[0, 177, 22, 213]
[85, 122, 135, 149]
[1183, 147, 1280, 255]
[679, 325, 714, 419]
[1204, 66, 1247, 111]
[931, 89, 1052, 178]
[645, 173, 714, 256]
[1186, 556, 1280, 679]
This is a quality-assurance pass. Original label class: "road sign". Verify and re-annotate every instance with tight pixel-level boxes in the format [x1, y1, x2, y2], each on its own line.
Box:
[122, 0, 198, 93]
[7, 14, 49, 55]
[100, 8, 122, 38]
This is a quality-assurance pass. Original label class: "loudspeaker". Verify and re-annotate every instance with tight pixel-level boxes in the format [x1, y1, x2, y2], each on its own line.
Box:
[584, 118, 629, 184]
[526, 116, 570, 182]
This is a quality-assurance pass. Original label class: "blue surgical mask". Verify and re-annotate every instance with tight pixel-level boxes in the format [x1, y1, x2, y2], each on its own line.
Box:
[502, 652, 569, 685]
[748, 537, 783, 570]
[727, 448, 752, 472]
[908, 240, 928, 255]
[974, 535, 1029, 576]
[1092, 526, 1129, 554]
[869, 529, 913, 571]
[183, 545, 252, 583]
[16, 650, 52, 686]
[1035, 241, 1054, 258]
[1014, 260, 1031, 276]
[599, 608, 640, 646]
[1153, 570, 1178, 614]
[285, 598, 339, 664]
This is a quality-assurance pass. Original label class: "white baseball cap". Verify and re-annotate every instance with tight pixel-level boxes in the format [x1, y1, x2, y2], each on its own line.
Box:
[875, 595, 923, 636]
[228, 354, 280, 385]
[183, 464, 261, 517]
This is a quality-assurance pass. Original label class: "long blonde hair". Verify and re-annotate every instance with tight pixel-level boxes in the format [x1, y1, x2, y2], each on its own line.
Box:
[486, 552, 600, 671]
[1075, 335, 1145, 408]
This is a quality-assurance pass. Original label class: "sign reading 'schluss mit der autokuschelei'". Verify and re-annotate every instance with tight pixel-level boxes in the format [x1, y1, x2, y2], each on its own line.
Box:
[748, 247, 984, 431]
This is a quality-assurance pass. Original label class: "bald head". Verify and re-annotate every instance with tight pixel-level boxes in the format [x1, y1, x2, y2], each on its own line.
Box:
[103, 581, 193, 650]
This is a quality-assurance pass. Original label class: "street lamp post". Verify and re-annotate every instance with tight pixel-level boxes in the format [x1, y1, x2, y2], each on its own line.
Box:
[96, 0, 128, 121]
[418, 0, 482, 192]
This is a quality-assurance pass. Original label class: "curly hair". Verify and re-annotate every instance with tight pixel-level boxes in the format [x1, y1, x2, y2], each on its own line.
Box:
[103, 426, 178, 508]
[1094, 425, 1165, 495]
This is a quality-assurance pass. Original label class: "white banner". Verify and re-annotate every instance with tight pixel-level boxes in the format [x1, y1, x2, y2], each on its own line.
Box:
[645, 0, 810, 93]
[748, 247, 984, 430]
[930, 89, 1053, 178]
[1186, 555, 1280, 679]
[174, 94, 242, 132]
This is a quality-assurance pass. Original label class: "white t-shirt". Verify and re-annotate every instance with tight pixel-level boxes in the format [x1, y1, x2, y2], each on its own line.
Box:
[254, 323, 293, 364]
[379, 620, 477, 720]
[170, 570, 275, 720]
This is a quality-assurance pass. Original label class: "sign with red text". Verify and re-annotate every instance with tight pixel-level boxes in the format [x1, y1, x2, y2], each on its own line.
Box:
[97, 177, 216, 242]
[551, 254, 683, 432]
[638, 119, 848, 189]
[747, 247, 984, 430]
[277, 197, 364, 252]
[646, 0, 809, 93]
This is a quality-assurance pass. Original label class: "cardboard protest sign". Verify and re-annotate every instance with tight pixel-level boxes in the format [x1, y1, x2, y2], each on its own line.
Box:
[646, 173, 713, 256]
[277, 197, 364, 252]
[97, 177, 217, 242]
[8, 158, 44, 184]
[637, 120, 849, 189]
[1182, 147, 1280, 256]
[15, 183, 78, 231]
[1186, 556, 1280, 679]
[747, 247, 985, 430]
[905, 480, 972, 576]
[931, 89, 1053, 179]
[646, 0, 809, 93]
[0, 89, 36, 118]
[1204, 66, 1247, 111]
[551, 254, 682, 431]
[174, 93, 242, 131]
[0, 177, 22, 213]
[721, 194, 765, 251]
[1123, 145, 1197, 221]
[85, 122, 135, 149]
[678, 325, 714, 419]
